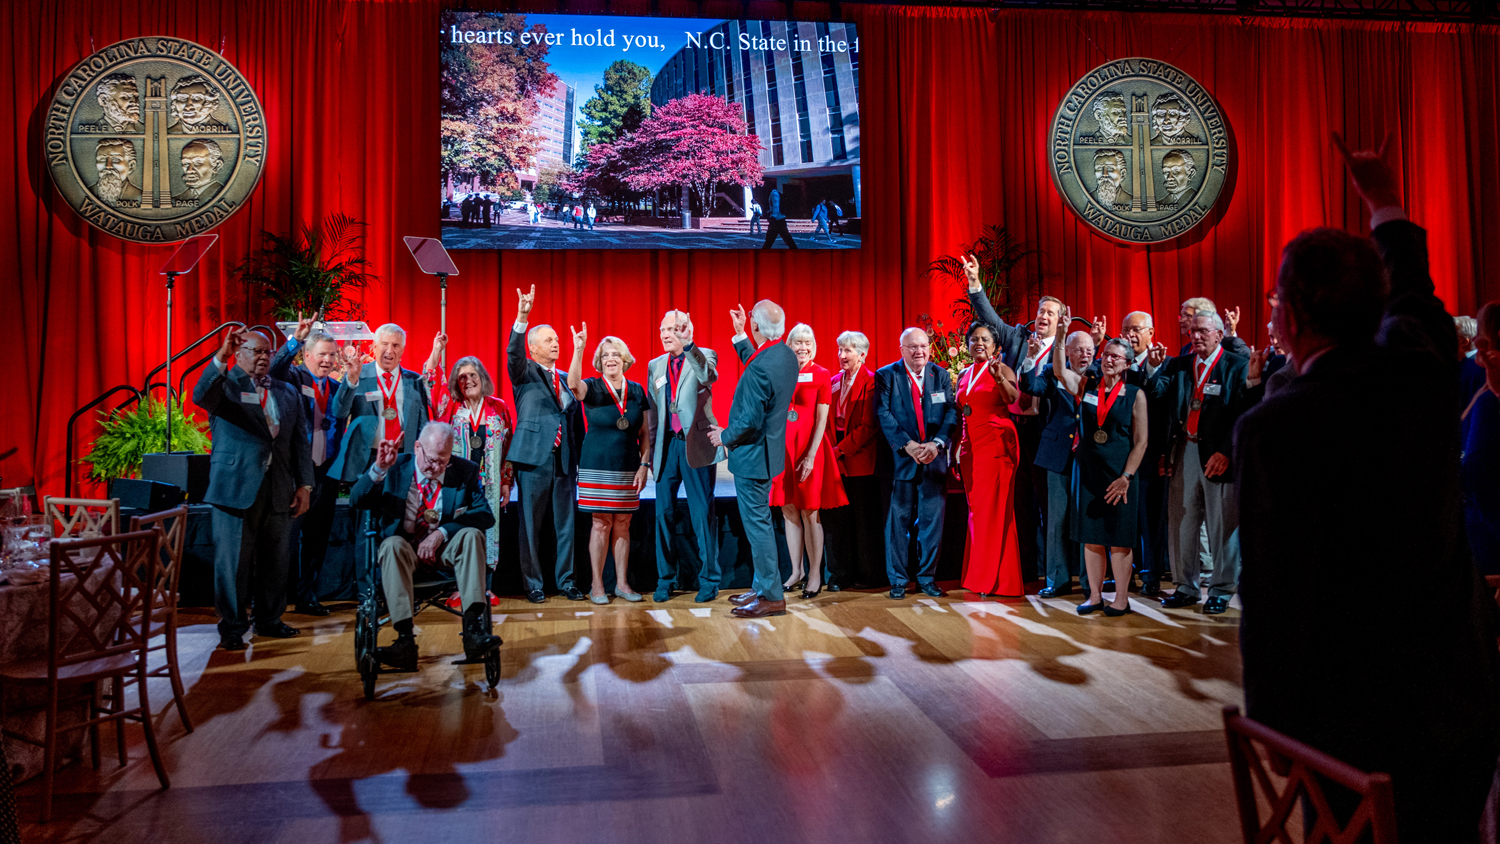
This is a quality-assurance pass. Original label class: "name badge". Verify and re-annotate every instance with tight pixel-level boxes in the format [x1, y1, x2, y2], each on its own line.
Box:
[1204, 384, 1223, 397]
[1082, 393, 1099, 405]
[798, 373, 814, 383]
[364, 390, 381, 401]
[239, 392, 259, 404]
[301, 385, 316, 398]
[654, 376, 667, 389]
[453, 506, 467, 518]
[930, 392, 946, 404]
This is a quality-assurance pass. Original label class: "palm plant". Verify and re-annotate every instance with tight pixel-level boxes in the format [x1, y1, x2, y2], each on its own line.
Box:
[83, 396, 210, 483]
[921, 225, 1041, 379]
[234, 213, 375, 321]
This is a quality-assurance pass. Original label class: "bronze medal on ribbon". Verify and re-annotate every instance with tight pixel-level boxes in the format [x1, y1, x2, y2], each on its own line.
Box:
[615, 417, 630, 430]
[422, 508, 440, 526]
[787, 409, 799, 422]
[668, 401, 678, 414]
[469, 434, 483, 450]
[1094, 429, 1108, 444]
[382, 407, 398, 420]
[1189, 399, 1202, 411]
[961, 405, 973, 417]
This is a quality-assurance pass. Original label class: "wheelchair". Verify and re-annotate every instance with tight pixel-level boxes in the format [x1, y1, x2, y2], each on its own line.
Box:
[353, 513, 501, 700]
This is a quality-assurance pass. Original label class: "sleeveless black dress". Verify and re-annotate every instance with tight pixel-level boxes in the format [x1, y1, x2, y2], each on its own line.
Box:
[1071, 375, 1140, 547]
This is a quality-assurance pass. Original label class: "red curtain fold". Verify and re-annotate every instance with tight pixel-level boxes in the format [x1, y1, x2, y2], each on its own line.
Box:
[3, 1, 1498, 496]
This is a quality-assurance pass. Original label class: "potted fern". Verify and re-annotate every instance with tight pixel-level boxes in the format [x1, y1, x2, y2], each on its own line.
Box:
[233, 212, 376, 321]
[83, 396, 211, 485]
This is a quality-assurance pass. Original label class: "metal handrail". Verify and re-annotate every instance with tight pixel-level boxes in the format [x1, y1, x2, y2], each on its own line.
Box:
[140, 320, 246, 392]
[65, 384, 144, 498]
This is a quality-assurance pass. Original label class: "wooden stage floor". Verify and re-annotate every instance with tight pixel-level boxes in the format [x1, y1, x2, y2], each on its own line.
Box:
[25, 587, 1248, 843]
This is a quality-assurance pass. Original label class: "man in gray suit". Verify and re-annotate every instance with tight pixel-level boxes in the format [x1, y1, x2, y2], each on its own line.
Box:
[645, 309, 724, 603]
[709, 300, 799, 619]
[327, 322, 433, 483]
[507, 285, 586, 603]
[193, 328, 313, 651]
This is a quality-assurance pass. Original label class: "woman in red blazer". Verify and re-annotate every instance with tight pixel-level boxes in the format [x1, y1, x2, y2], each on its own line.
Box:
[825, 330, 886, 589]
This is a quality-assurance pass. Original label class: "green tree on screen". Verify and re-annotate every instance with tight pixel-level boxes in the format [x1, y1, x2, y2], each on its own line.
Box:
[578, 60, 653, 154]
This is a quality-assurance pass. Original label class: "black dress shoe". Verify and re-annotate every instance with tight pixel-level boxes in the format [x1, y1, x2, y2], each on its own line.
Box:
[253, 621, 301, 638]
[525, 589, 546, 604]
[919, 583, 946, 598]
[1038, 583, 1074, 598]
[373, 635, 418, 672]
[295, 600, 331, 617]
[562, 586, 586, 601]
[1140, 581, 1162, 597]
[218, 633, 247, 651]
[461, 604, 502, 661]
[1077, 601, 1104, 615]
[889, 585, 906, 600]
[827, 583, 843, 592]
[1103, 604, 1134, 617]
[801, 587, 822, 600]
[1160, 591, 1200, 609]
[1202, 595, 1232, 615]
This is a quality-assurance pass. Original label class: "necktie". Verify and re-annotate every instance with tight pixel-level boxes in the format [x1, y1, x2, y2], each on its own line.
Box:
[311, 376, 327, 464]
[908, 368, 924, 439]
[1187, 360, 1206, 437]
[668, 354, 684, 433]
[552, 369, 563, 448]
[381, 372, 401, 444]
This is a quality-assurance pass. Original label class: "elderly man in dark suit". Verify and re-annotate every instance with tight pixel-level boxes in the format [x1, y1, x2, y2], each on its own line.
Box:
[874, 327, 958, 599]
[350, 423, 498, 671]
[1236, 134, 1500, 844]
[645, 309, 724, 603]
[269, 315, 347, 616]
[508, 285, 586, 604]
[1145, 312, 1262, 614]
[710, 300, 799, 619]
[328, 322, 432, 481]
[194, 328, 312, 651]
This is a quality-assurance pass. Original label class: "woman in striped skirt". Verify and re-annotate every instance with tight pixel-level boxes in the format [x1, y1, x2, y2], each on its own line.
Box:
[567, 323, 650, 604]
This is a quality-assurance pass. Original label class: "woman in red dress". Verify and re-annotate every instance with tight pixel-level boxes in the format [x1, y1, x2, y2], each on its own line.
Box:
[955, 323, 1024, 598]
[770, 323, 848, 598]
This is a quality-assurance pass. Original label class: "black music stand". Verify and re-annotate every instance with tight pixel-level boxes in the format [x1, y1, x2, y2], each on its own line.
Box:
[403, 236, 460, 370]
[158, 234, 218, 454]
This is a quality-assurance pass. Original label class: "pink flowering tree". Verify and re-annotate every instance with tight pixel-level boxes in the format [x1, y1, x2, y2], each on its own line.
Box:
[611, 93, 764, 215]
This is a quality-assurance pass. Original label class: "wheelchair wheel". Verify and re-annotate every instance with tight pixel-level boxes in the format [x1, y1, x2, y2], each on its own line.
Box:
[484, 647, 500, 690]
[353, 606, 372, 673]
[359, 653, 378, 701]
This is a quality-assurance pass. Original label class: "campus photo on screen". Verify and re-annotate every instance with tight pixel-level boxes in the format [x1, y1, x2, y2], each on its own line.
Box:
[440, 12, 862, 250]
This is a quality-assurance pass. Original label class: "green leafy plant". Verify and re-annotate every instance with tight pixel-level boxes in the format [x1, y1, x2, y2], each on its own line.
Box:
[921, 225, 1041, 382]
[234, 213, 376, 322]
[83, 396, 210, 483]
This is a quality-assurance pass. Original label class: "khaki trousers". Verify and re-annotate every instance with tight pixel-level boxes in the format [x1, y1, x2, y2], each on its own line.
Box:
[378, 527, 487, 623]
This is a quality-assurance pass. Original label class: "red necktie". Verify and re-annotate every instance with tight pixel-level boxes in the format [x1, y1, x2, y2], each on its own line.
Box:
[1186, 360, 1205, 437]
[668, 354, 684, 433]
[381, 372, 401, 444]
[909, 368, 924, 438]
[552, 369, 564, 448]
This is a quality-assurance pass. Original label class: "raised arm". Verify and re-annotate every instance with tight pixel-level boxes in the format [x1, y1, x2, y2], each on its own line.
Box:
[989, 360, 1021, 405]
[507, 285, 536, 384]
[1052, 310, 1083, 396]
[566, 323, 588, 400]
[193, 328, 245, 412]
[963, 253, 1028, 352]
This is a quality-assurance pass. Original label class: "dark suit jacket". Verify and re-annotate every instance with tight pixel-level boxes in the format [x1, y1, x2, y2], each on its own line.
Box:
[328, 362, 431, 482]
[269, 337, 347, 471]
[832, 366, 886, 478]
[966, 289, 1031, 373]
[874, 361, 958, 482]
[1235, 218, 1500, 833]
[193, 362, 313, 512]
[348, 452, 496, 542]
[506, 326, 584, 472]
[1147, 347, 1258, 480]
[722, 338, 799, 480]
[1019, 368, 1081, 475]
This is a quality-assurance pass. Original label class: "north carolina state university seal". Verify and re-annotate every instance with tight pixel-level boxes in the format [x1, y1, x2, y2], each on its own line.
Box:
[43, 37, 265, 243]
[1049, 58, 1229, 244]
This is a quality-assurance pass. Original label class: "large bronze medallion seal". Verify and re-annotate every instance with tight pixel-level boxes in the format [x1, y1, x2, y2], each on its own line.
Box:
[1049, 58, 1228, 244]
[43, 37, 266, 243]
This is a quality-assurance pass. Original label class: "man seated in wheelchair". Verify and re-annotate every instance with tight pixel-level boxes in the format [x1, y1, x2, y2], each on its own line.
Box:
[351, 422, 500, 671]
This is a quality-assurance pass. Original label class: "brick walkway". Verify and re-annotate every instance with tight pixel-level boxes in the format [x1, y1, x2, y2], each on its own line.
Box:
[440, 209, 859, 250]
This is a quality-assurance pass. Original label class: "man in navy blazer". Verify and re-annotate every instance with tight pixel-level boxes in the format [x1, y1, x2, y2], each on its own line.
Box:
[874, 327, 958, 599]
[269, 316, 347, 616]
[350, 423, 499, 671]
[507, 285, 586, 603]
[1019, 330, 1091, 599]
[327, 323, 432, 483]
[194, 328, 313, 651]
[711, 300, 799, 619]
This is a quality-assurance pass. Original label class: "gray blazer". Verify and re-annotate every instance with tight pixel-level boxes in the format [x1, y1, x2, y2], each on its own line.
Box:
[193, 362, 313, 512]
[721, 338, 800, 480]
[505, 326, 583, 472]
[644, 344, 724, 471]
[327, 363, 432, 483]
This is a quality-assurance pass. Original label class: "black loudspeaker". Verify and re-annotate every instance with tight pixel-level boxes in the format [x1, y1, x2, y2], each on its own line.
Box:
[140, 452, 211, 503]
[109, 478, 186, 513]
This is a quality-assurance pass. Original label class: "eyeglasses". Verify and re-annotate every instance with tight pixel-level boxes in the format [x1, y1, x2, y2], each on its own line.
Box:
[1100, 353, 1129, 363]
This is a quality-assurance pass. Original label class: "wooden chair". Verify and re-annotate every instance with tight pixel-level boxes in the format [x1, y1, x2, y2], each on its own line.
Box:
[1485, 575, 1500, 609]
[43, 497, 118, 539]
[125, 506, 193, 733]
[1222, 705, 1398, 844]
[0, 530, 170, 822]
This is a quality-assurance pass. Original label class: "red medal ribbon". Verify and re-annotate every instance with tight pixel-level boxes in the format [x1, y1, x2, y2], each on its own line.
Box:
[747, 341, 771, 364]
[1186, 346, 1223, 437]
[604, 377, 629, 422]
[1096, 376, 1126, 427]
[311, 377, 329, 415]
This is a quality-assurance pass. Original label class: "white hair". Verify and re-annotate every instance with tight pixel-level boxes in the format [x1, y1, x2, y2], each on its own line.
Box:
[374, 323, 406, 343]
[419, 421, 455, 447]
[660, 310, 693, 332]
[751, 302, 785, 341]
[785, 323, 815, 345]
[1456, 316, 1478, 340]
[1191, 311, 1226, 332]
[526, 324, 555, 346]
[305, 330, 337, 349]
[1122, 310, 1154, 329]
[1103, 337, 1136, 362]
[836, 330, 869, 354]
[1066, 330, 1094, 346]
[899, 327, 928, 346]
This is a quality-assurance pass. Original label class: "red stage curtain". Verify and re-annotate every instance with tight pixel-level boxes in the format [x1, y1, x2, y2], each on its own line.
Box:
[3, 1, 1498, 496]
